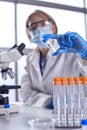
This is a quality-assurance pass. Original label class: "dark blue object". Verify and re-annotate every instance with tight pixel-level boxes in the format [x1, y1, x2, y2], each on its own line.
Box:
[4, 104, 10, 109]
[81, 119, 87, 125]
[48, 99, 54, 109]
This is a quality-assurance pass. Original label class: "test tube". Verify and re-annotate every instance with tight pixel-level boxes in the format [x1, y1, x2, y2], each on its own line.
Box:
[67, 77, 74, 127]
[60, 77, 67, 127]
[73, 77, 81, 127]
[42, 38, 56, 52]
[45, 41, 56, 52]
[53, 77, 61, 127]
[4, 104, 10, 120]
[4, 96, 10, 120]
[79, 77, 86, 119]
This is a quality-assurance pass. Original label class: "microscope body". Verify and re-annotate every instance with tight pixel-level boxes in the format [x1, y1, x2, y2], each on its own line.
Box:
[0, 43, 25, 105]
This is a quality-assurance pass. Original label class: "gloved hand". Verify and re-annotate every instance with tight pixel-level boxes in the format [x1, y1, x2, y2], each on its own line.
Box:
[42, 32, 87, 60]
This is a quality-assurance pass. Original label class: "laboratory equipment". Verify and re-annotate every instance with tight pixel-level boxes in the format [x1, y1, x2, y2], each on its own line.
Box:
[60, 77, 67, 127]
[67, 77, 74, 127]
[0, 43, 25, 79]
[4, 101, 10, 120]
[0, 85, 21, 106]
[0, 103, 21, 115]
[53, 77, 61, 127]
[4, 104, 10, 120]
[79, 77, 86, 119]
[42, 38, 56, 52]
[81, 119, 87, 130]
[0, 43, 25, 116]
[28, 118, 55, 130]
[2, 96, 10, 120]
[73, 77, 81, 127]
[53, 76, 87, 128]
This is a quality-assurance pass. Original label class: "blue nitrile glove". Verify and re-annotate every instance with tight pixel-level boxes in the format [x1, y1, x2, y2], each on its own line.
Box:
[42, 32, 87, 60]
[47, 98, 54, 109]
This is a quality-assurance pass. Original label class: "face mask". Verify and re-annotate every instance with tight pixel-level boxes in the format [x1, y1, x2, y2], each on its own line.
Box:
[30, 25, 53, 48]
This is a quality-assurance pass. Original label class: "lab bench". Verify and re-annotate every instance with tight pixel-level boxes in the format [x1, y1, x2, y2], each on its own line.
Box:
[0, 103, 82, 130]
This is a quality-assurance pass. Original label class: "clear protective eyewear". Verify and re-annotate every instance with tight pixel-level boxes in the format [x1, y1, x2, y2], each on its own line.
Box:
[27, 20, 51, 32]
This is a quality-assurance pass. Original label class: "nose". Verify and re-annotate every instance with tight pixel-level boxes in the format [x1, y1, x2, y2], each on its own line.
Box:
[37, 23, 43, 27]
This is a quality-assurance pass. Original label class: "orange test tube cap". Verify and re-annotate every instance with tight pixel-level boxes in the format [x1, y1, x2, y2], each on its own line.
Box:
[60, 77, 66, 86]
[53, 77, 59, 86]
[74, 77, 79, 85]
[67, 77, 73, 85]
[80, 77, 86, 85]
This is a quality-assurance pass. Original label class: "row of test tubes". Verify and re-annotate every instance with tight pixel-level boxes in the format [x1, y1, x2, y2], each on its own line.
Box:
[53, 76, 87, 128]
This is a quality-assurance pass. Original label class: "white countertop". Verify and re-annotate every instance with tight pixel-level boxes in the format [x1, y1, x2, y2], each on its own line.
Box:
[0, 103, 82, 130]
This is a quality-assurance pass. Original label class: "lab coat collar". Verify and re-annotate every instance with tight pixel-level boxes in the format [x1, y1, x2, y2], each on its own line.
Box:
[30, 47, 40, 65]
[29, 45, 57, 78]
[31, 47, 50, 63]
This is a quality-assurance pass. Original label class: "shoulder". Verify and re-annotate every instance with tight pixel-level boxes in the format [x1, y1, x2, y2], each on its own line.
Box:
[64, 53, 79, 59]
[27, 47, 40, 62]
[54, 53, 80, 63]
[55, 53, 79, 59]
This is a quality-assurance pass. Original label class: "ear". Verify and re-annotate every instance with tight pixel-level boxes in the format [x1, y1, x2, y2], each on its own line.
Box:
[26, 29, 31, 39]
[27, 33, 31, 39]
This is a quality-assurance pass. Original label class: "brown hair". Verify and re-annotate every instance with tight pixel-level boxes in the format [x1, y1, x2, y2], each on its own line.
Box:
[26, 10, 58, 34]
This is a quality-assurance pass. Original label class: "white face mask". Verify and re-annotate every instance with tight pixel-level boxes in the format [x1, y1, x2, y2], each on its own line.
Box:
[30, 25, 53, 48]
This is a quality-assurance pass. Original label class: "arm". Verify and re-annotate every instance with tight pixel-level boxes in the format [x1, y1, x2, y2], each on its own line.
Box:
[20, 73, 52, 108]
[42, 32, 87, 59]
[42, 32, 87, 77]
[20, 54, 52, 108]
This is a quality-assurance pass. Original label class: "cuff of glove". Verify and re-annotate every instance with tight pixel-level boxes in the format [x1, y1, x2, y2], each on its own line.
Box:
[80, 52, 87, 60]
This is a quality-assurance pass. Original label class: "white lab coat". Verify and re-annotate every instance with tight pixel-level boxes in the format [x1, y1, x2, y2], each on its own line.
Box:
[20, 47, 86, 108]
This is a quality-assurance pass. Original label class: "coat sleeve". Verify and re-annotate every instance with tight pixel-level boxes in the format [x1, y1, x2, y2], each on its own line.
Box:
[20, 54, 52, 108]
[78, 56, 87, 97]
[73, 54, 87, 76]
[73, 54, 87, 98]
[78, 56, 87, 75]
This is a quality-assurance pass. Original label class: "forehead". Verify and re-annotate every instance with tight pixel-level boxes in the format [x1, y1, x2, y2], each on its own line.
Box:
[28, 13, 48, 25]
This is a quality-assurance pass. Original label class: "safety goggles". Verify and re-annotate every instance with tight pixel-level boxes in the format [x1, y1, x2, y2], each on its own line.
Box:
[27, 20, 51, 32]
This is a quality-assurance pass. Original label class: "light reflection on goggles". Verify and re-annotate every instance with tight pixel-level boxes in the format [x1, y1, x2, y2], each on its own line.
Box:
[27, 20, 50, 32]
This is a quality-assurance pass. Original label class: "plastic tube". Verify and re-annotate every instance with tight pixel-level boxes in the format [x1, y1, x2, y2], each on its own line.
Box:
[46, 41, 56, 52]
[67, 77, 74, 127]
[53, 77, 61, 127]
[79, 77, 86, 119]
[4, 104, 10, 120]
[42, 37, 56, 52]
[60, 77, 67, 127]
[73, 77, 81, 127]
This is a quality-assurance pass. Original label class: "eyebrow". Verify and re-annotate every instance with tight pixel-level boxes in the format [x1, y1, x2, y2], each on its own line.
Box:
[29, 20, 47, 27]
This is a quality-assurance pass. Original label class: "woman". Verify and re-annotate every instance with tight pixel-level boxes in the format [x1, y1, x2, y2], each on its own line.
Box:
[20, 10, 86, 108]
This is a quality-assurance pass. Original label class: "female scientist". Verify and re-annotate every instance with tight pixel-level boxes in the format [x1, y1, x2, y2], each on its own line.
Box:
[20, 10, 87, 108]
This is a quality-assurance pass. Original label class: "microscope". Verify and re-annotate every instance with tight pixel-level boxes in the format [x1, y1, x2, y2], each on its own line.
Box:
[0, 43, 25, 114]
